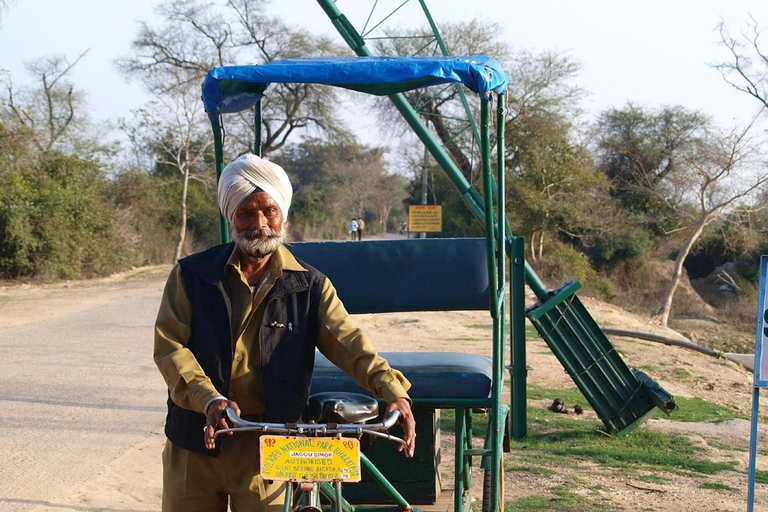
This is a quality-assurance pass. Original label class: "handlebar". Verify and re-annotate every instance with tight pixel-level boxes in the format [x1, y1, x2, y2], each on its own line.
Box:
[213, 407, 405, 447]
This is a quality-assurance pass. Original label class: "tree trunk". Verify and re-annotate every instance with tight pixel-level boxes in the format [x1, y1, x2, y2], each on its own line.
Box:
[658, 217, 709, 326]
[537, 231, 544, 261]
[380, 206, 390, 234]
[529, 232, 538, 261]
[173, 167, 190, 263]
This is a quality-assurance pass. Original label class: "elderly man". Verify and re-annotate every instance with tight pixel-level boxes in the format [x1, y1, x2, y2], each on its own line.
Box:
[154, 154, 416, 512]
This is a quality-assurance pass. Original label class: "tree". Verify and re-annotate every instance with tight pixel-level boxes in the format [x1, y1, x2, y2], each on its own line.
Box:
[118, 0, 348, 158]
[0, 152, 122, 278]
[506, 108, 612, 261]
[121, 67, 214, 261]
[370, 173, 407, 232]
[0, 54, 125, 278]
[716, 16, 768, 111]
[334, 147, 387, 220]
[595, 104, 768, 325]
[594, 104, 710, 234]
[715, 19, 768, 294]
[275, 139, 401, 239]
[2, 51, 93, 154]
[0, 0, 15, 26]
[649, 117, 766, 326]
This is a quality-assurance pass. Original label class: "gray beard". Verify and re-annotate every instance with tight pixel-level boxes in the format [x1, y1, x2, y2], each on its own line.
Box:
[233, 226, 287, 259]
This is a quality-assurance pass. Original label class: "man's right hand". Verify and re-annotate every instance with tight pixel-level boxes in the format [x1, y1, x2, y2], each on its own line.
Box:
[204, 398, 240, 450]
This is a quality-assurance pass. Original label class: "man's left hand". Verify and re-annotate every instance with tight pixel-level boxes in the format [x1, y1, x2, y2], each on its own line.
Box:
[385, 397, 416, 458]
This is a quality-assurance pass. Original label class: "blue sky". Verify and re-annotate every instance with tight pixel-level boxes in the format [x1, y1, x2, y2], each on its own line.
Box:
[1, 0, 766, 139]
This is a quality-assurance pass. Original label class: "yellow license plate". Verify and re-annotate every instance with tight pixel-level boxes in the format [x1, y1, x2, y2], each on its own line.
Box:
[260, 436, 361, 482]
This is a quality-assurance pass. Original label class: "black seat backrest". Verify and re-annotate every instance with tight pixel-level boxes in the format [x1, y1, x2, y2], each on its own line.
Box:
[287, 238, 490, 314]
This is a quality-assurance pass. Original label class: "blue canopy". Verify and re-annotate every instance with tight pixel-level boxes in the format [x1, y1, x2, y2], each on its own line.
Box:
[202, 55, 508, 114]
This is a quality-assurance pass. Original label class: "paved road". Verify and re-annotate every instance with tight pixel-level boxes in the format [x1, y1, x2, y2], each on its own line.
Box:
[0, 276, 168, 511]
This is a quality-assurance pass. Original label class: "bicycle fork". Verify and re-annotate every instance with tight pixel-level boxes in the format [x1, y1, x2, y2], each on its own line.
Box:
[291, 481, 345, 512]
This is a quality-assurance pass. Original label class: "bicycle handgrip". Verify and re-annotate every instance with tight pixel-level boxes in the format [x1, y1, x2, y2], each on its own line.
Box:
[382, 409, 401, 429]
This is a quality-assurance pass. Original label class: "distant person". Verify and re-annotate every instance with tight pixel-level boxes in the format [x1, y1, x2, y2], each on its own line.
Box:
[349, 218, 358, 240]
[400, 221, 408, 236]
[357, 217, 365, 240]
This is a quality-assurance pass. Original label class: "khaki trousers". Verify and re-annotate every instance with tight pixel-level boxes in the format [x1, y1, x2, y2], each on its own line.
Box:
[162, 433, 286, 512]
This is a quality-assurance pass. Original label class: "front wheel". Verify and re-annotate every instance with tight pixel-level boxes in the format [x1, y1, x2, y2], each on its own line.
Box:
[482, 458, 504, 512]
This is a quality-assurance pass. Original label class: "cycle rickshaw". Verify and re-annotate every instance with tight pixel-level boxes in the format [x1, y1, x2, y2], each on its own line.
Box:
[202, 53, 674, 512]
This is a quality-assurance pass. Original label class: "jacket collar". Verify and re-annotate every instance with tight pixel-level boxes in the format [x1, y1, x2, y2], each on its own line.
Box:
[187, 242, 235, 286]
[188, 243, 308, 292]
[276, 245, 307, 272]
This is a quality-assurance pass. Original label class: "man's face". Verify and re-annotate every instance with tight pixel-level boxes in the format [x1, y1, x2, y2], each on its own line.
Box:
[232, 191, 286, 259]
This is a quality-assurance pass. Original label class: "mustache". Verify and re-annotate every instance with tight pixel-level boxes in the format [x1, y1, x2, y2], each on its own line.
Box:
[238, 228, 281, 239]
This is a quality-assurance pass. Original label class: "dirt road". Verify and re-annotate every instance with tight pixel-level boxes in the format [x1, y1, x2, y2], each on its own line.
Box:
[0, 267, 169, 511]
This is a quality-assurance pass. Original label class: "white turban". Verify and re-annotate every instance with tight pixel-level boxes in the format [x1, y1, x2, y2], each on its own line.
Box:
[217, 154, 293, 224]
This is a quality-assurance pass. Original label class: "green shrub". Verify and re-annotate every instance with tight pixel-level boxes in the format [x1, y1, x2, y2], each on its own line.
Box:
[111, 168, 219, 262]
[0, 152, 122, 278]
[591, 226, 653, 267]
[534, 241, 615, 299]
[110, 169, 178, 264]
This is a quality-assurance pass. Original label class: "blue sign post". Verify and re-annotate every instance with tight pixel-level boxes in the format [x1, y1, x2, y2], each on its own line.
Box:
[747, 256, 768, 512]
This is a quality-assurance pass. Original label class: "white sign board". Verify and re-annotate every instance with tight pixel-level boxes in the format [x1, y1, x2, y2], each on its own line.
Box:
[754, 256, 768, 387]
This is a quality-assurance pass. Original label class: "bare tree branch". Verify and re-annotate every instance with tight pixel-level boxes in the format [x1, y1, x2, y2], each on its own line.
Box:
[1, 51, 92, 153]
[715, 17, 768, 110]
[118, 0, 346, 164]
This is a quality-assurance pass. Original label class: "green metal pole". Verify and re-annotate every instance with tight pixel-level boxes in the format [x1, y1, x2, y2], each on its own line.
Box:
[254, 100, 262, 157]
[283, 482, 293, 512]
[417, 0, 501, 202]
[511, 236, 527, 439]
[318, 482, 354, 512]
[210, 114, 230, 244]
[480, 97, 498, 317]
[496, 95, 507, 321]
[335, 482, 343, 512]
[454, 406, 466, 512]
[315, 0, 551, 302]
[464, 409, 473, 512]
[496, 95, 507, 391]
[491, 93, 507, 512]
[481, 95, 501, 512]
[360, 454, 410, 509]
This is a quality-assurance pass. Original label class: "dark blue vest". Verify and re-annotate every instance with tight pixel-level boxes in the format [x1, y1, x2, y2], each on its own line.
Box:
[166, 243, 325, 456]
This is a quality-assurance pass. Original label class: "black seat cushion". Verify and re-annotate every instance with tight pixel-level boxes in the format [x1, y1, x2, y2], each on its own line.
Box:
[311, 352, 493, 400]
[307, 392, 380, 424]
